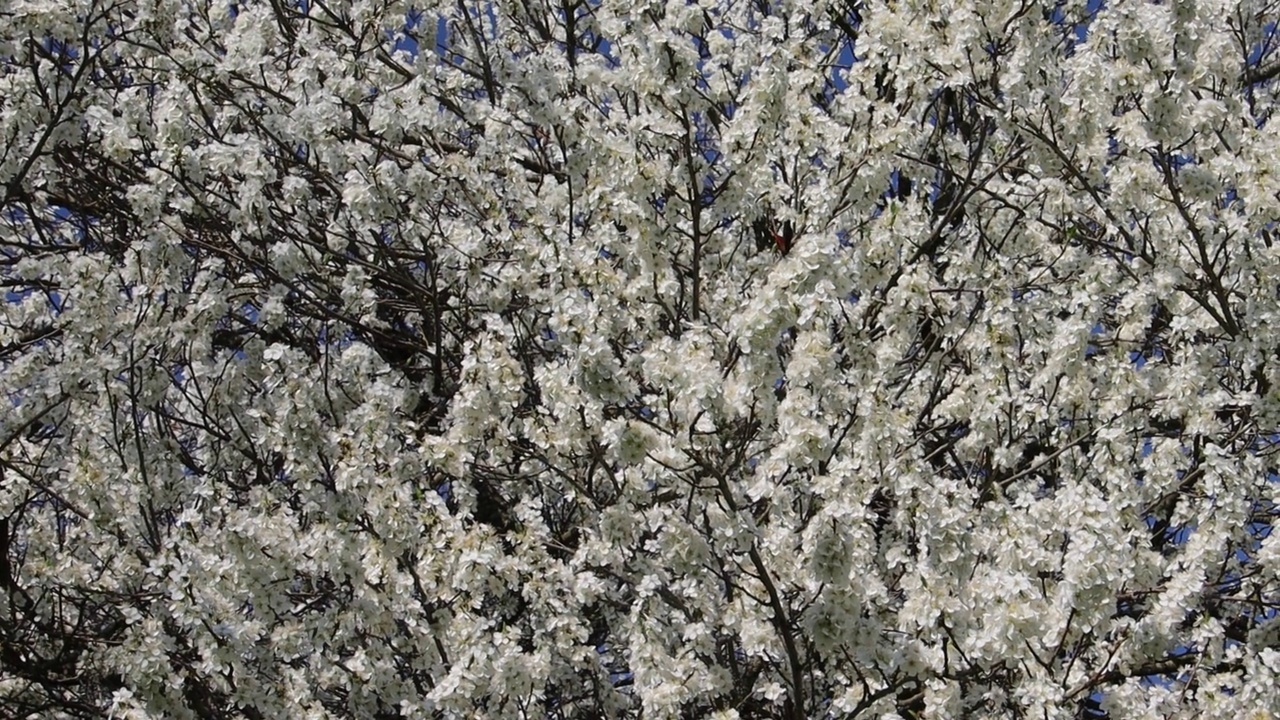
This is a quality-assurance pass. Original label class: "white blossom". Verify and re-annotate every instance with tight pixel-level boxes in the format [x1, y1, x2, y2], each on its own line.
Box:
[2, 0, 1279, 717]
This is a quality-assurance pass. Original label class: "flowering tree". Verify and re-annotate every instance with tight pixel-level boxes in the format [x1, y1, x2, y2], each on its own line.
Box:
[3, 0, 1280, 717]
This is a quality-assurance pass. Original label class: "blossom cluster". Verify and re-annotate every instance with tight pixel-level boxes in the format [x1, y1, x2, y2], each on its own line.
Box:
[1, 0, 1279, 718]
